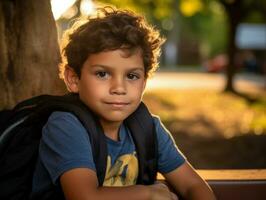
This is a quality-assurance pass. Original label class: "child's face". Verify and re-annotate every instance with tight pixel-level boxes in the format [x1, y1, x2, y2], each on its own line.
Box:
[77, 49, 146, 126]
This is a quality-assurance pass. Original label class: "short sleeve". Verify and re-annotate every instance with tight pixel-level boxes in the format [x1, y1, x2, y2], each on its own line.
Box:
[39, 111, 96, 185]
[154, 116, 186, 173]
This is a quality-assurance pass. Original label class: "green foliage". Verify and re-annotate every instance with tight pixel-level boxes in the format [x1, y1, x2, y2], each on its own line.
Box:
[201, 1, 228, 57]
[96, 0, 265, 59]
[180, 1, 228, 57]
[97, 0, 175, 21]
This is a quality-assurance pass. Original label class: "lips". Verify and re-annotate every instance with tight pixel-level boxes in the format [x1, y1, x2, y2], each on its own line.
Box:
[104, 102, 130, 108]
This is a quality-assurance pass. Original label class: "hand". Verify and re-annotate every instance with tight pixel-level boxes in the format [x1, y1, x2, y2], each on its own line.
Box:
[148, 181, 178, 200]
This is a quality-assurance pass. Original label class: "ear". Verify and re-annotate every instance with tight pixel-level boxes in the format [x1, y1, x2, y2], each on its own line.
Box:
[64, 65, 79, 93]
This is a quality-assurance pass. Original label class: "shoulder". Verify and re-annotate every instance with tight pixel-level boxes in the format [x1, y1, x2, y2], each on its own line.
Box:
[151, 115, 170, 136]
[42, 111, 88, 142]
[151, 114, 161, 126]
[47, 111, 81, 123]
[151, 114, 175, 145]
[45, 111, 85, 131]
[41, 111, 92, 151]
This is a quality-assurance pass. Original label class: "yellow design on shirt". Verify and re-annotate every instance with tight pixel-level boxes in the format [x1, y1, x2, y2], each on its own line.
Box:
[103, 152, 138, 186]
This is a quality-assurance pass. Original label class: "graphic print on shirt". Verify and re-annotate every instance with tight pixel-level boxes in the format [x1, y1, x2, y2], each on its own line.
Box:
[103, 151, 138, 186]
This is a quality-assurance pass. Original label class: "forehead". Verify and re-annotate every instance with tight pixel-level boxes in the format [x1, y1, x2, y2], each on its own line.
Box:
[119, 47, 142, 58]
[84, 49, 144, 69]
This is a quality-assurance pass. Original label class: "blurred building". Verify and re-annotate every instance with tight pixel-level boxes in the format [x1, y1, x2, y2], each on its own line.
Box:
[235, 23, 266, 74]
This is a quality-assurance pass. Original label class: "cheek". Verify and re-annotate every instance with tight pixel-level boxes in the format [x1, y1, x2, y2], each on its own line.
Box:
[130, 82, 146, 96]
[78, 79, 99, 97]
[82, 84, 104, 98]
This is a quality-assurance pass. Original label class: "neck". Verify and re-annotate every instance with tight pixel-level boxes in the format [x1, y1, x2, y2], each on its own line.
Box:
[99, 119, 122, 141]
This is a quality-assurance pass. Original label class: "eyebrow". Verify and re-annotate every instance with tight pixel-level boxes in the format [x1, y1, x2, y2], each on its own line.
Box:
[90, 64, 145, 72]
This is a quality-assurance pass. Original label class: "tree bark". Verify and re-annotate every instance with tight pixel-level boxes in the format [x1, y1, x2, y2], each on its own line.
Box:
[0, 0, 66, 109]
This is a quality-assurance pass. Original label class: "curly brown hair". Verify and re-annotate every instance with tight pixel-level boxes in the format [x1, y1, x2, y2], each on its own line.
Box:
[59, 6, 165, 79]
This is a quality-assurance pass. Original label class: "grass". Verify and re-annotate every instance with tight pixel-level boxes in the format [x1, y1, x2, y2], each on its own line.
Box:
[143, 89, 266, 169]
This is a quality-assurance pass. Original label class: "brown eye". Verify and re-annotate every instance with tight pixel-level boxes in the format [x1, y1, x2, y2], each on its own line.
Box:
[96, 71, 109, 79]
[127, 73, 139, 80]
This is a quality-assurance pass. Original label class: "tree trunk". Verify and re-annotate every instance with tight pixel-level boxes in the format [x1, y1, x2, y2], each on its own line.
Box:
[222, 1, 244, 93]
[224, 13, 238, 92]
[0, 0, 66, 109]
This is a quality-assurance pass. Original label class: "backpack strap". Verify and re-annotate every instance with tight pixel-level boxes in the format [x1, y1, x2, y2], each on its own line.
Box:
[59, 93, 107, 185]
[125, 102, 158, 185]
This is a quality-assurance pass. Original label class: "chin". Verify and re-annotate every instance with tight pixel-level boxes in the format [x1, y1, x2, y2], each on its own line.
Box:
[103, 114, 129, 123]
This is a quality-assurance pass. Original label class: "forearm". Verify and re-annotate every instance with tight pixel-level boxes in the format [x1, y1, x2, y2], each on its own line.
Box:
[184, 183, 216, 200]
[61, 169, 176, 200]
[163, 162, 216, 200]
[94, 185, 150, 200]
[94, 182, 177, 200]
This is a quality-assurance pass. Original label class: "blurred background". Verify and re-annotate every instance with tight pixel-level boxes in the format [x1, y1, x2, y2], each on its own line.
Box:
[0, 0, 265, 169]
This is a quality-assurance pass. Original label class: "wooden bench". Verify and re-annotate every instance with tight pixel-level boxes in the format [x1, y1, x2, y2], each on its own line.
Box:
[158, 169, 266, 200]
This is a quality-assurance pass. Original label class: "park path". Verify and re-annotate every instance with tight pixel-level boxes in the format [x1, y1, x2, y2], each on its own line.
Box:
[146, 71, 265, 93]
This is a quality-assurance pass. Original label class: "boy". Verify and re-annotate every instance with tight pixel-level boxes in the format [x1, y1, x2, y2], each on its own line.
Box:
[31, 6, 216, 200]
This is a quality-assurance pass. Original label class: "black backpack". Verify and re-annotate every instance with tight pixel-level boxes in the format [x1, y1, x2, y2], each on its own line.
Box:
[0, 93, 158, 200]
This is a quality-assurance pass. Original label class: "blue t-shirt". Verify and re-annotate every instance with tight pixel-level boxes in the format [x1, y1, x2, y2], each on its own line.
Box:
[31, 112, 185, 194]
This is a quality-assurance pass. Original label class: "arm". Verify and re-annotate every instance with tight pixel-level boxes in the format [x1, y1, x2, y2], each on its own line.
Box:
[60, 167, 178, 200]
[152, 116, 216, 199]
[163, 162, 216, 200]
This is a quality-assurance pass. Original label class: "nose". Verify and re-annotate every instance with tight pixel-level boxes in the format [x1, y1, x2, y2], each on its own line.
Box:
[110, 76, 127, 95]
